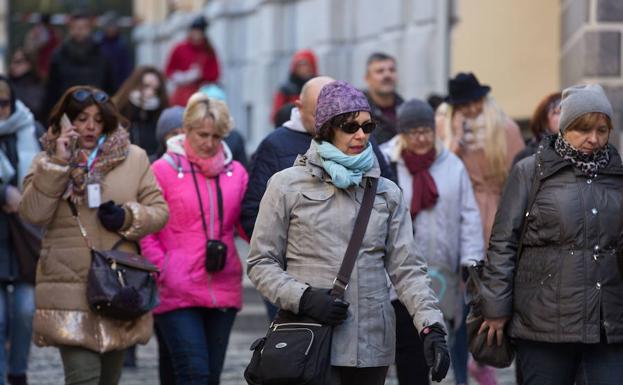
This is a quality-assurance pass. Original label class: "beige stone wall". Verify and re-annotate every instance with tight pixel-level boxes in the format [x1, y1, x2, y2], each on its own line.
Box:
[451, 0, 560, 120]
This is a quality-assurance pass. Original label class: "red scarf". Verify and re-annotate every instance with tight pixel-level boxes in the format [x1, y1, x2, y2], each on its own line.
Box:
[402, 148, 439, 218]
[183, 138, 225, 177]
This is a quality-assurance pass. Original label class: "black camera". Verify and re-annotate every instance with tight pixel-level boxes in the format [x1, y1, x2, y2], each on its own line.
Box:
[205, 240, 227, 272]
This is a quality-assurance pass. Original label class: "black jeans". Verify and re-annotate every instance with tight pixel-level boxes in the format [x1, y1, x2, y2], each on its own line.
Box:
[516, 338, 623, 385]
[392, 300, 429, 385]
[333, 366, 389, 385]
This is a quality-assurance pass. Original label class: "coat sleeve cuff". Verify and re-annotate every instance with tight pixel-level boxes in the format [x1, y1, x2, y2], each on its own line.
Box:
[282, 281, 310, 314]
[481, 298, 513, 319]
[32, 156, 71, 198]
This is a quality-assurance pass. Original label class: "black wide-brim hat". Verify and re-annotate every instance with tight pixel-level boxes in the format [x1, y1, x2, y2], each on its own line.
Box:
[445, 72, 491, 105]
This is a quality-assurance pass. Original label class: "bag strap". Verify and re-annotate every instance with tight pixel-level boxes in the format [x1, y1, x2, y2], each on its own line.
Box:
[189, 163, 224, 240]
[516, 156, 543, 262]
[331, 177, 379, 299]
[67, 199, 139, 253]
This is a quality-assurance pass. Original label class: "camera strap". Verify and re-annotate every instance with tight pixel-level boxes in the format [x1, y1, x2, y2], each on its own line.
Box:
[190, 163, 224, 240]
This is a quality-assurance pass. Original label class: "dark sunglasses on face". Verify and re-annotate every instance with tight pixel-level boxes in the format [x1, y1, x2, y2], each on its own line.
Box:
[0, 99, 10, 108]
[339, 120, 376, 134]
[72, 89, 109, 103]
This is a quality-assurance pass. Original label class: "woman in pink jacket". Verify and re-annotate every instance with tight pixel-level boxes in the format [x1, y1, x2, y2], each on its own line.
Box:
[141, 92, 248, 385]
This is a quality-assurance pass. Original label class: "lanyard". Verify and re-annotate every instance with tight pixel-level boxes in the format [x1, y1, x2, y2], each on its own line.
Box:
[87, 135, 106, 174]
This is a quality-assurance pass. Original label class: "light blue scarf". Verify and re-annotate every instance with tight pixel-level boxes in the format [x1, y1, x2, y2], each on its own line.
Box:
[315, 140, 375, 189]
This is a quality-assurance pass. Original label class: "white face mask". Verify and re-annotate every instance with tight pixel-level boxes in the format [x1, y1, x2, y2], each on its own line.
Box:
[129, 89, 160, 111]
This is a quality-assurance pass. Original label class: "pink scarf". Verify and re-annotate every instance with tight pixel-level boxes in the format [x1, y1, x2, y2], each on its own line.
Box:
[183, 138, 225, 177]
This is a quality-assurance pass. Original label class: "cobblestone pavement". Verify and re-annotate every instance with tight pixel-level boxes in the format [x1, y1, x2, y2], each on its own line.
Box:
[26, 239, 518, 384]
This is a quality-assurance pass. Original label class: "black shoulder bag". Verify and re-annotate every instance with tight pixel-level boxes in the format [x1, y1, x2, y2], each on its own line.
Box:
[189, 163, 227, 272]
[244, 177, 379, 385]
[466, 160, 542, 368]
[68, 200, 160, 320]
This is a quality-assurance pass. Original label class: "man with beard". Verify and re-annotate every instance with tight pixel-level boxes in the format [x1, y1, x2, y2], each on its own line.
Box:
[43, 11, 114, 117]
[363, 52, 404, 144]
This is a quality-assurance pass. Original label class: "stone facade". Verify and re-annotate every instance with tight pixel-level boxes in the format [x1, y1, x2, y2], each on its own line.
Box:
[561, 0, 623, 147]
[133, 0, 452, 149]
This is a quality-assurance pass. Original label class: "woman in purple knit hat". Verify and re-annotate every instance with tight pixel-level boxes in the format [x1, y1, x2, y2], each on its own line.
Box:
[248, 80, 450, 384]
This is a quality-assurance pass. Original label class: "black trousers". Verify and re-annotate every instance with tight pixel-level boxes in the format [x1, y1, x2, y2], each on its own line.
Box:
[392, 300, 430, 385]
[333, 366, 389, 385]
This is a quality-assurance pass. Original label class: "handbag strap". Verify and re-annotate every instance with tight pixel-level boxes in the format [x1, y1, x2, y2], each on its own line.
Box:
[516, 156, 543, 262]
[331, 177, 379, 299]
[67, 199, 139, 253]
[189, 162, 224, 240]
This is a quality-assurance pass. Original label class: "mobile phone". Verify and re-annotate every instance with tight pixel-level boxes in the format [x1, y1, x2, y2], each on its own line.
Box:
[61, 114, 79, 154]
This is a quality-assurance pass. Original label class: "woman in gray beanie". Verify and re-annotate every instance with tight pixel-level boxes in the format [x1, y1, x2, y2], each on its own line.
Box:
[380, 98, 484, 385]
[248, 81, 449, 384]
[479, 83, 623, 385]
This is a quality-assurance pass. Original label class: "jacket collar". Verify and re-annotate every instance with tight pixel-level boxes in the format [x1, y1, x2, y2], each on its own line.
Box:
[294, 141, 381, 183]
[535, 134, 623, 179]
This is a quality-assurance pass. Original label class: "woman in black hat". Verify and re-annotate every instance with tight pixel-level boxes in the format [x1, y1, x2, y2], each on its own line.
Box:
[435, 72, 524, 385]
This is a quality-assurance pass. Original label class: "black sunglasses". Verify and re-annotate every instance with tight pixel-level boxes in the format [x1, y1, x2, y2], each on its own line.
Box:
[340, 120, 376, 134]
[72, 89, 109, 103]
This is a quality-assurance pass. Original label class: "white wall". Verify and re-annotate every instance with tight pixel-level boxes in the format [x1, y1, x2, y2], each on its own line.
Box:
[133, 0, 451, 150]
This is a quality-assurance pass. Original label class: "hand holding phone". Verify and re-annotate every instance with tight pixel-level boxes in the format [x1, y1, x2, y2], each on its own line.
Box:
[55, 114, 79, 161]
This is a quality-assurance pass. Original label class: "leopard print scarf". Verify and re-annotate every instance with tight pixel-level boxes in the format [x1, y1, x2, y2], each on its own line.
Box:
[554, 133, 609, 177]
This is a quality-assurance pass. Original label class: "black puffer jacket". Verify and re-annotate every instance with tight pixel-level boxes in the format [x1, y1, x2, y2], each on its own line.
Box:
[482, 135, 623, 344]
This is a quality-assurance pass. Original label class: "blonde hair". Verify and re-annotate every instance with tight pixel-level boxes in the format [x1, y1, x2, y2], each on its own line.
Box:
[441, 96, 509, 184]
[183, 92, 234, 137]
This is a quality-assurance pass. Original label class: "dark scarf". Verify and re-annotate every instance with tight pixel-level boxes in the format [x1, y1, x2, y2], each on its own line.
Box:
[554, 133, 609, 177]
[402, 148, 439, 218]
[41, 127, 130, 204]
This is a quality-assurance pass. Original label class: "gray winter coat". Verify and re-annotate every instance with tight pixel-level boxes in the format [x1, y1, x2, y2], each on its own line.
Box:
[482, 135, 623, 344]
[247, 143, 444, 367]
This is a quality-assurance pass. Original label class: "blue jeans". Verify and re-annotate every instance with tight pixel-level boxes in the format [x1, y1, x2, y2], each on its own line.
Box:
[155, 307, 237, 385]
[449, 303, 469, 384]
[0, 283, 34, 383]
[516, 338, 623, 385]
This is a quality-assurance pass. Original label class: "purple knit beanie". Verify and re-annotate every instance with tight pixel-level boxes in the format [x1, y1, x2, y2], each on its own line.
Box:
[314, 80, 371, 132]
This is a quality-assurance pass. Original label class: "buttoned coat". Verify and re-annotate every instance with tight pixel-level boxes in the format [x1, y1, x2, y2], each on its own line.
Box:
[482, 135, 623, 343]
[247, 144, 444, 367]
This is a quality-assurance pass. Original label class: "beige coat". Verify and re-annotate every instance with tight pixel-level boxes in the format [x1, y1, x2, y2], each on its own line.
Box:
[247, 144, 444, 367]
[19, 145, 168, 353]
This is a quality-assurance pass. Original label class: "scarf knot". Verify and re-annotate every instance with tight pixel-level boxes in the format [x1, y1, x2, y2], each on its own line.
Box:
[402, 148, 439, 218]
[315, 141, 374, 189]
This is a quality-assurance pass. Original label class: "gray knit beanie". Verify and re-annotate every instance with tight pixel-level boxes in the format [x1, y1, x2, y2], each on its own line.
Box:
[559, 84, 613, 132]
[397, 99, 435, 133]
[156, 106, 185, 143]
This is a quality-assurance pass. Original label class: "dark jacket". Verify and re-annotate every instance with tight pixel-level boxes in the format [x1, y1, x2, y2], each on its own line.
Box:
[364, 90, 404, 145]
[224, 130, 248, 169]
[43, 39, 114, 116]
[482, 135, 623, 344]
[0, 134, 19, 281]
[123, 105, 161, 158]
[241, 126, 394, 236]
[512, 138, 539, 166]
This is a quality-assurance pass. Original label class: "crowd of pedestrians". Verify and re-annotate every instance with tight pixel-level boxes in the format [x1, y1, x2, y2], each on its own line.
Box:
[1, 8, 623, 385]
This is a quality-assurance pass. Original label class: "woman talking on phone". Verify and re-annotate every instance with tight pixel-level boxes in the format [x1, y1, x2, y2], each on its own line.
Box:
[18, 85, 168, 385]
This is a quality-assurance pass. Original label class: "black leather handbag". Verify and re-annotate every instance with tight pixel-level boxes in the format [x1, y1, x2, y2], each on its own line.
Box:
[466, 161, 542, 368]
[244, 177, 378, 385]
[69, 200, 160, 320]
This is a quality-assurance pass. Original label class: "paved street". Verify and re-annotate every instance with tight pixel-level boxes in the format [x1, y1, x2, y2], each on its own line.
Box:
[26, 239, 518, 384]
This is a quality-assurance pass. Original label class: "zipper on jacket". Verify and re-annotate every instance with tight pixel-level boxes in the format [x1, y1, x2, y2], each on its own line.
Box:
[206, 179, 215, 239]
[207, 273, 217, 306]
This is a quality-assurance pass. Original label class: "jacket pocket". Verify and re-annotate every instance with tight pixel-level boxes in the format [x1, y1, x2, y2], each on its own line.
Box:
[366, 302, 394, 355]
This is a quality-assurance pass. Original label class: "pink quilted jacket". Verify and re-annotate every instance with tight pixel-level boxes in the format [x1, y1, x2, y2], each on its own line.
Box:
[141, 139, 249, 313]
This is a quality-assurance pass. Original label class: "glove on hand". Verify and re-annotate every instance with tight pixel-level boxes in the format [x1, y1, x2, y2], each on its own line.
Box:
[420, 323, 451, 382]
[298, 287, 349, 325]
[97, 200, 126, 232]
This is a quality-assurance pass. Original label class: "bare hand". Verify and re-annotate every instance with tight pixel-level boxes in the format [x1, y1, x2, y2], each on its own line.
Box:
[2, 185, 22, 213]
[54, 122, 79, 161]
[478, 317, 510, 347]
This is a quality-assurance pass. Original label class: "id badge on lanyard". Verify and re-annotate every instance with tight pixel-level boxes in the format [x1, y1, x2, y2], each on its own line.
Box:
[86, 136, 106, 208]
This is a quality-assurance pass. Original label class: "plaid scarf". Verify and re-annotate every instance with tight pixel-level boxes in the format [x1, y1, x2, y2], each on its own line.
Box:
[41, 127, 130, 204]
[554, 133, 609, 177]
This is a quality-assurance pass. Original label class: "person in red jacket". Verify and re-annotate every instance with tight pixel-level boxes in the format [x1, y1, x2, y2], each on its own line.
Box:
[165, 16, 220, 106]
[270, 49, 317, 124]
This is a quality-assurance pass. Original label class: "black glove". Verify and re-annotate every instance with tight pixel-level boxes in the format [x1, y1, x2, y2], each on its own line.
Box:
[97, 200, 126, 232]
[298, 287, 349, 325]
[420, 323, 451, 382]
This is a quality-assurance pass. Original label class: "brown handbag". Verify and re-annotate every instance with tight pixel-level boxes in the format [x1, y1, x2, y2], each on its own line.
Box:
[68, 200, 160, 320]
[466, 160, 542, 368]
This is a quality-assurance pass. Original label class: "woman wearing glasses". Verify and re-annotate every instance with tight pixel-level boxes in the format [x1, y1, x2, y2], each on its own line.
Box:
[380, 99, 483, 385]
[18, 85, 168, 385]
[140, 93, 248, 384]
[248, 81, 449, 385]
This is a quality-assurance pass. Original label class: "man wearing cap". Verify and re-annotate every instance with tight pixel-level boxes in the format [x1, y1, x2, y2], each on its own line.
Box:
[165, 16, 220, 106]
[479, 83, 623, 385]
[363, 52, 404, 145]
